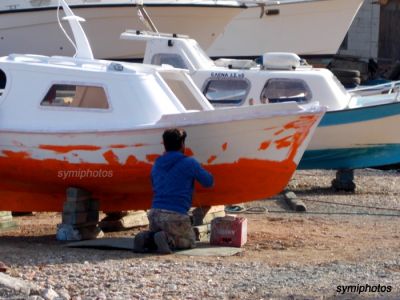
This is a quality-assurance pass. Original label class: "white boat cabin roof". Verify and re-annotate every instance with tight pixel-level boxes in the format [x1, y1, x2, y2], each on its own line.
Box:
[0, 53, 213, 132]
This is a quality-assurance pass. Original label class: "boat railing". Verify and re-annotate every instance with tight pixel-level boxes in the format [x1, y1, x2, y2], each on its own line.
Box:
[395, 87, 400, 102]
[348, 80, 400, 97]
[123, 29, 190, 40]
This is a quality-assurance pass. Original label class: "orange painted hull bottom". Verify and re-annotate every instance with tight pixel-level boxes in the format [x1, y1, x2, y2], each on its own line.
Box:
[0, 156, 296, 212]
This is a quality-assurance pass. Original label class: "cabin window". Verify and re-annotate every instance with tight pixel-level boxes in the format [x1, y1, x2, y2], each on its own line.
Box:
[203, 79, 249, 106]
[0, 69, 7, 96]
[151, 53, 188, 69]
[260, 78, 312, 104]
[41, 84, 109, 109]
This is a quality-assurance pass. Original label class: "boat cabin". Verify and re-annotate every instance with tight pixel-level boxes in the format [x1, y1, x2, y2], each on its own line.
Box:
[121, 30, 352, 111]
[0, 53, 212, 132]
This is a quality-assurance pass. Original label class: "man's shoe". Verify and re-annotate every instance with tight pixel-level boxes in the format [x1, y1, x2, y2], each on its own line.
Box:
[134, 231, 152, 253]
[154, 231, 173, 254]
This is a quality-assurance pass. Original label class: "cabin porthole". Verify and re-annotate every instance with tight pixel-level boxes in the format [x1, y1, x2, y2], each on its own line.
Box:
[0, 69, 7, 96]
[0, 69, 7, 90]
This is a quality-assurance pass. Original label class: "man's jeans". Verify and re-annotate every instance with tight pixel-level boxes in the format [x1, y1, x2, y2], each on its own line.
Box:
[148, 208, 196, 250]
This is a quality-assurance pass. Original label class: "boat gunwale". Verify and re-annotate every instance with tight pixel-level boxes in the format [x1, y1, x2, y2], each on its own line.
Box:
[0, 103, 325, 135]
[0, 3, 248, 15]
[319, 100, 400, 127]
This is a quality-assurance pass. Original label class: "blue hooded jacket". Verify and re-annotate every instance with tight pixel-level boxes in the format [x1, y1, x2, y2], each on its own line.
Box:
[151, 151, 214, 215]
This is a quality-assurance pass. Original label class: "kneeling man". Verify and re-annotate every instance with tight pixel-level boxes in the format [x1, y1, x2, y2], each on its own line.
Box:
[135, 128, 214, 254]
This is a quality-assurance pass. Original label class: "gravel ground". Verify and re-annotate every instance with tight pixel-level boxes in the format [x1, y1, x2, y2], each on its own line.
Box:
[0, 169, 399, 299]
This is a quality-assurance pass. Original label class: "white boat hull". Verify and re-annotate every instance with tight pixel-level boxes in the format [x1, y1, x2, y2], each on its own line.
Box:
[0, 4, 241, 59]
[299, 102, 400, 169]
[207, 0, 364, 58]
[0, 105, 324, 212]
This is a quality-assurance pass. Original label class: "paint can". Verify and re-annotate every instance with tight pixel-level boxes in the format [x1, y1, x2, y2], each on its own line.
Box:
[210, 215, 247, 247]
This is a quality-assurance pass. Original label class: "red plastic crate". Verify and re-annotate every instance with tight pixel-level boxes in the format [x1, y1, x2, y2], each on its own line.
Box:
[210, 216, 247, 247]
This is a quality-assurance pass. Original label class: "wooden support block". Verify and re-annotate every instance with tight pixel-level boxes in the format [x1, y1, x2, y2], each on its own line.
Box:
[120, 212, 149, 228]
[79, 226, 104, 240]
[284, 191, 307, 212]
[191, 206, 225, 226]
[0, 211, 12, 218]
[202, 210, 226, 225]
[0, 221, 18, 231]
[0, 215, 13, 222]
[0, 211, 18, 232]
[99, 210, 149, 232]
[193, 224, 211, 242]
[203, 205, 225, 214]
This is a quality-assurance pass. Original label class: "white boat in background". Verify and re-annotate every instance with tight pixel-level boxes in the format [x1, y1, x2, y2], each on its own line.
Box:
[0, 0, 363, 61]
[0, 0, 325, 212]
[207, 0, 364, 60]
[122, 29, 400, 170]
[0, 0, 247, 59]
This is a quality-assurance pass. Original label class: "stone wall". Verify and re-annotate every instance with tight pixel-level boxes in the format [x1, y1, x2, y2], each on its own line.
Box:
[338, 1, 380, 60]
